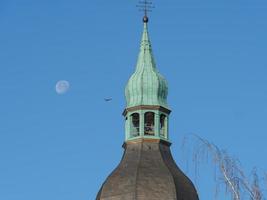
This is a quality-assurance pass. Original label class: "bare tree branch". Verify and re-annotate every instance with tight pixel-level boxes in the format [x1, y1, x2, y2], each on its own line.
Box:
[183, 134, 266, 200]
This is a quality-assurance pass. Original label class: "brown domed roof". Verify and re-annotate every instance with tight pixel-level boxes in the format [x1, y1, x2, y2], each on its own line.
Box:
[97, 139, 199, 200]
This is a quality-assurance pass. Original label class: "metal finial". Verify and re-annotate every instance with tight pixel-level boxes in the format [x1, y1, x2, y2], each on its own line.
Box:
[136, 0, 155, 23]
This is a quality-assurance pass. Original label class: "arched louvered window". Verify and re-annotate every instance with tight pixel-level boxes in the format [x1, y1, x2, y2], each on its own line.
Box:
[160, 114, 167, 137]
[130, 113, 140, 137]
[144, 112, 155, 136]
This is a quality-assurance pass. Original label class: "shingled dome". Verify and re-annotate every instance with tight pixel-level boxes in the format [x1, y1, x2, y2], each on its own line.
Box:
[96, 140, 199, 200]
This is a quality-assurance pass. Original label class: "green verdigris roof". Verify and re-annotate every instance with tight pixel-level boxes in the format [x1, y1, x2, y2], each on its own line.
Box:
[125, 22, 168, 109]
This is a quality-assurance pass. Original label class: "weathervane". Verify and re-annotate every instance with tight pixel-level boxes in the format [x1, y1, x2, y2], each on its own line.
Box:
[136, 0, 155, 23]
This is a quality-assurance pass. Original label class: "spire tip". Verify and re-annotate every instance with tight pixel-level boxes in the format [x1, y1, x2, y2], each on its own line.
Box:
[137, 0, 154, 24]
[143, 16, 149, 23]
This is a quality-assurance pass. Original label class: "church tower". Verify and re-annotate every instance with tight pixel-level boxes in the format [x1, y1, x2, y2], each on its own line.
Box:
[97, 14, 199, 200]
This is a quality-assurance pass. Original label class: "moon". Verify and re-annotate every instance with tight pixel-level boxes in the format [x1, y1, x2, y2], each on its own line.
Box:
[55, 80, 70, 94]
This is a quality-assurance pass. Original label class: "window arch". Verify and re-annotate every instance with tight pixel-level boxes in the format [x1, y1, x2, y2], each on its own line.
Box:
[144, 112, 155, 136]
[160, 114, 167, 137]
[130, 113, 140, 137]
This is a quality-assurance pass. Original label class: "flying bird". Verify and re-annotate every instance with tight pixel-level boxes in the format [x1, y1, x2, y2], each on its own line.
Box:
[104, 98, 112, 102]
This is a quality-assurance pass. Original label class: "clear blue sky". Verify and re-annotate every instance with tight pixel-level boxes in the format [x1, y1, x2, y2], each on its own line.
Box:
[0, 0, 267, 199]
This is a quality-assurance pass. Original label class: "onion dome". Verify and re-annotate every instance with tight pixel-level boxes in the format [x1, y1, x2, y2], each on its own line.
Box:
[125, 22, 168, 109]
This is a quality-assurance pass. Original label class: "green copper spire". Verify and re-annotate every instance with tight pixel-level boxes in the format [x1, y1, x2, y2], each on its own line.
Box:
[124, 19, 171, 142]
[125, 22, 168, 109]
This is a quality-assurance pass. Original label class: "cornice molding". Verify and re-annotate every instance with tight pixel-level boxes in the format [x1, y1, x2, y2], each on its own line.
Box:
[123, 105, 171, 116]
